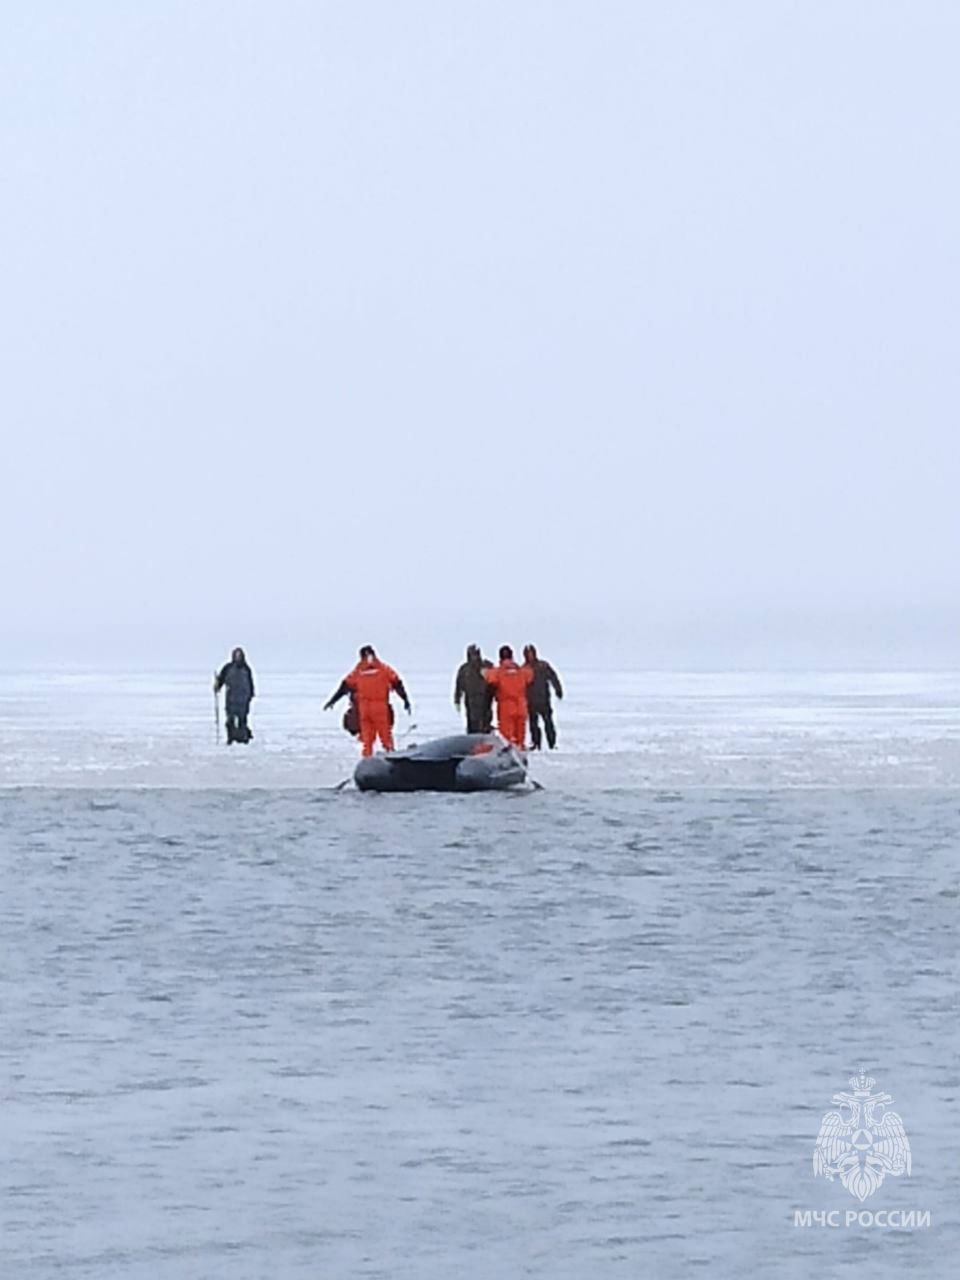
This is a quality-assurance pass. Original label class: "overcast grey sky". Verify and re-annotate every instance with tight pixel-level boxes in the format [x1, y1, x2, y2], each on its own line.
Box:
[2, 1, 958, 667]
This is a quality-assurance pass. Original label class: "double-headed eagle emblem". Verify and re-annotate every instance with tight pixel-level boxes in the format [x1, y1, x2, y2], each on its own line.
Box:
[813, 1069, 911, 1201]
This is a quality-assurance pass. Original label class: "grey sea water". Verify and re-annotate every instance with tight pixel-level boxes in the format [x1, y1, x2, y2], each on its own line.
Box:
[2, 671, 959, 1278]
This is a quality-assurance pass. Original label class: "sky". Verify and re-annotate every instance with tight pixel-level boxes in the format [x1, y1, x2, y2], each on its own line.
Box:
[2, 1, 958, 668]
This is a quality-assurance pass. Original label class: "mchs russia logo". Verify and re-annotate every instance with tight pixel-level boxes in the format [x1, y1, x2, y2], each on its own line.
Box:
[813, 1069, 911, 1202]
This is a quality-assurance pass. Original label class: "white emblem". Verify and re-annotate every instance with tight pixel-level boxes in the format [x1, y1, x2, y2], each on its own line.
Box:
[813, 1069, 911, 1202]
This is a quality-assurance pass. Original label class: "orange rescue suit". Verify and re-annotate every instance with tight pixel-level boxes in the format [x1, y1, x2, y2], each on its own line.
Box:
[346, 660, 401, 757]
[484, 661, 533, 749]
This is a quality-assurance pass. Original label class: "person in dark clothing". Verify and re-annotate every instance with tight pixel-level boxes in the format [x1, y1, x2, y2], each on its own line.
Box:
[214, 647, 256, 744]
[454, 644, 493, 733]
[522, 644, 563, 749]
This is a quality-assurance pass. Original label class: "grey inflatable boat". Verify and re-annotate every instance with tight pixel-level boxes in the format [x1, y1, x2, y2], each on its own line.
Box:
[354, 733, 528, 792]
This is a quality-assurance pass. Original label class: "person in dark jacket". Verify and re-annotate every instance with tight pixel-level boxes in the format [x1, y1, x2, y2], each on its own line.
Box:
[522, 644, 563, 749]
[214, 647, 256, 744]
[454, 644, 493, 733]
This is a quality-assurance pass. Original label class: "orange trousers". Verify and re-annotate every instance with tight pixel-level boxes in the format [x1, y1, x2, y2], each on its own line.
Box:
[359, 704, 394, 757]
[498, 703, 527, 750]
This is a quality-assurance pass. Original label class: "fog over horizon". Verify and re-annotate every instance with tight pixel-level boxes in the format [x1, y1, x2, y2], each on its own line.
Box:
[3, 2, 958, 671]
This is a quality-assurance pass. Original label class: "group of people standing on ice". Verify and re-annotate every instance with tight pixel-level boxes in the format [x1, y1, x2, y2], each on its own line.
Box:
[452, 644, 563, 750]
[214, 643, 564, 756]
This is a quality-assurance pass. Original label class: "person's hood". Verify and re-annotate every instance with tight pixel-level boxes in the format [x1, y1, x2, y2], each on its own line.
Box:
[524, 645, 538, 663]
[466, 644, 482, 667]
[232, 648, 246, 664]
[353, 656, 385, 673]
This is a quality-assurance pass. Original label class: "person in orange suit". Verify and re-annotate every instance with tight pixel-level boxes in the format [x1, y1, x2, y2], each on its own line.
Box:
[484, 645, 533, 750]
[324, 645, 412, 757]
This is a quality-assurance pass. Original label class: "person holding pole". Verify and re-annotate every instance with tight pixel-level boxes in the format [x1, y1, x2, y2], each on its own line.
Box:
[213, 647, 256, 744]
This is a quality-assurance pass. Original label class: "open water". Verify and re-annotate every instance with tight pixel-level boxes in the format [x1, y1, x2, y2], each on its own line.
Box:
[2, 670, 958, 1277]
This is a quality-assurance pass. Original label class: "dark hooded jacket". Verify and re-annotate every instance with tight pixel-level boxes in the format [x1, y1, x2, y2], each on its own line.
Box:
[454, 647, 493, 713]
[523, 648, 563, 710]
[216, 652, 255, 712]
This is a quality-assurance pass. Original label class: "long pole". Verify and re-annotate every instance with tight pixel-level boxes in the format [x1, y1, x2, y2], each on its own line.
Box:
[213, 675, 220, 745]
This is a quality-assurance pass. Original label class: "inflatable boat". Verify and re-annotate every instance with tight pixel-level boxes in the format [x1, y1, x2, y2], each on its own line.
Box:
[354, 733, 528, 792]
